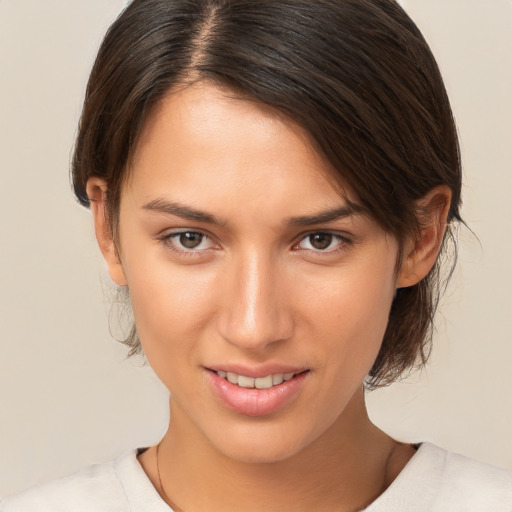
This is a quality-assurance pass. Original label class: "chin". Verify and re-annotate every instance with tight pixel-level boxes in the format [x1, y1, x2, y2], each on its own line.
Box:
[205, 419, 321, 465]
[216, 439, 305, 464]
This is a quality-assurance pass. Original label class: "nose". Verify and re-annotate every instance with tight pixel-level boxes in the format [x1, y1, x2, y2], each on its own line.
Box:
[217, 251, 294, 351]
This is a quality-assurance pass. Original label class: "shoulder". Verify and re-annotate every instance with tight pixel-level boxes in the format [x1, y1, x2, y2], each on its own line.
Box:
[0, 452, 136, 512]
[429, 443, 512, 509]
[366, 442, 512, 512]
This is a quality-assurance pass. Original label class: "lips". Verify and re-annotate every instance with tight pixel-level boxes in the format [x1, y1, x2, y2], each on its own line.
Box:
[205, 366, 309, 417]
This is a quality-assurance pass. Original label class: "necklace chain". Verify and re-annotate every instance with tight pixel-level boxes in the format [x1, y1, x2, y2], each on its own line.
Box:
[155, 440, 401, 512]
[156, 442, 186, 512]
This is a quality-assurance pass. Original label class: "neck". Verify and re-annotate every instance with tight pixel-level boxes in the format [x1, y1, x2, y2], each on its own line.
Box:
[141, 388, 407, 512]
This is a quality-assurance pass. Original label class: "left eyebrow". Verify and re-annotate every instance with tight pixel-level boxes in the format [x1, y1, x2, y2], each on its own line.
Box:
[286, 203, 366, 226]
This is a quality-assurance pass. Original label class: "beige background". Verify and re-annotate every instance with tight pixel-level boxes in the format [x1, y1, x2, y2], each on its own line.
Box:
[1, 0, 511, 497]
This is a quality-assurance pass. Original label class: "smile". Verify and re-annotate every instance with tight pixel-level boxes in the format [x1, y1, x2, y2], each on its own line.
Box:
[208, 368, 310, 416]
[216, 370, 300, 389]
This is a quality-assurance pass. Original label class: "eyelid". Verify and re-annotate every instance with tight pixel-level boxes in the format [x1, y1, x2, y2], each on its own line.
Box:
[158, 229, 219, 254]
[156, 227, 353, 256]
[292, 230, 353, 253]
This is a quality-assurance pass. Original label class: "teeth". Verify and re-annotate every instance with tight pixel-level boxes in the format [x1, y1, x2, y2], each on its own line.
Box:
[272, 374, 284, 385]
[238, 375, 255, 388]
[255, 375, 273, 389]
[226, 372, 238, 384]
[217, 371, 299, 389]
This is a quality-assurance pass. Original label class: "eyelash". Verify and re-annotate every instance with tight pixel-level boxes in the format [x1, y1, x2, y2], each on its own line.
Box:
[158, 230, 218, 257]
[292, 231, 352, 255]
[158, 230, 352, 257]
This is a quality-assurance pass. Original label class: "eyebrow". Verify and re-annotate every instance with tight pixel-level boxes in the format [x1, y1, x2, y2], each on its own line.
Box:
[287, 203, 366, 226]
[142, 198, 225, 226]
[142, 198, 366, 227]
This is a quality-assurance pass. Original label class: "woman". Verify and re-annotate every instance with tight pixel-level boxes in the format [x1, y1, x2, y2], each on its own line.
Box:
[3, 0, 511, 510]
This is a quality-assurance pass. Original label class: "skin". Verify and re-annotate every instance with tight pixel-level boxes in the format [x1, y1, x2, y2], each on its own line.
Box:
[88, 83, 451, 512]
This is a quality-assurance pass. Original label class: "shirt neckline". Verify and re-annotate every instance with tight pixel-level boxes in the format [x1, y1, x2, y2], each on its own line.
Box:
[115, 442, 445, 512]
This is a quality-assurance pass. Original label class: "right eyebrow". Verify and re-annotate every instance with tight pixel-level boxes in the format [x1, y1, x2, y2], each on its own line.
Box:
[141, 198, 226, 226]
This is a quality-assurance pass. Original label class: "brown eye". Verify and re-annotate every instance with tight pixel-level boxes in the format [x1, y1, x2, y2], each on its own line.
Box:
[179, 232, 204, 249]
[295, 232, 348, 253]
[309, 233, 333, 250]
[161, 230, 217, 254]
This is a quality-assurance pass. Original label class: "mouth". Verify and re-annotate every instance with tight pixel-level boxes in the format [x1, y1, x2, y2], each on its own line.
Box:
[206, 368, 310, 416]
[214, 370, 306, 390]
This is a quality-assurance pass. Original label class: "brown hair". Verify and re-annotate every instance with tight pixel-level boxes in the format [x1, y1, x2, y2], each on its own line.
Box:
[72, 0, 462, 388]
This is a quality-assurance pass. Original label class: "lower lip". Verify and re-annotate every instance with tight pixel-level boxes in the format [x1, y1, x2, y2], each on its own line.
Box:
[206, 370, 309, 417]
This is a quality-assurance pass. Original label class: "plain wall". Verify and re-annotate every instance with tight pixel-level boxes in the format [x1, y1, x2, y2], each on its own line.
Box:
[1, 0, 511, 496]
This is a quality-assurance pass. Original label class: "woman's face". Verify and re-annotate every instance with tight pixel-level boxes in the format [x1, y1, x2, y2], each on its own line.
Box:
[115, 83, 399, 462]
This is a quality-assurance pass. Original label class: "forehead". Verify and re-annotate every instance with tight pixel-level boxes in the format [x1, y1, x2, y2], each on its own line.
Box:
[125, 82, 358, 213]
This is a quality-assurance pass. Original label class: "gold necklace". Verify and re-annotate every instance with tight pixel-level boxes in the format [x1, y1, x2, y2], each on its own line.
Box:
[156, 442, 186, 512]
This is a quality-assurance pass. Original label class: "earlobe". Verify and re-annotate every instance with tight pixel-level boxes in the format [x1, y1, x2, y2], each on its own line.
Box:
[86, 178, 127, 286]
[396, 185, 452, 288]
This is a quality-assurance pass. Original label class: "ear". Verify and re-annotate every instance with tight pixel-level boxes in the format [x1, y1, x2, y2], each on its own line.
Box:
[396, 185, 452, 288]
[86, 177, 127, 286]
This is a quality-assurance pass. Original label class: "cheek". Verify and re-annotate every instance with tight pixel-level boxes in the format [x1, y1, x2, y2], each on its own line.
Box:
[302, 264, 394, 341]
[122, 249, 220, 361]
[298, 257, 395, 384]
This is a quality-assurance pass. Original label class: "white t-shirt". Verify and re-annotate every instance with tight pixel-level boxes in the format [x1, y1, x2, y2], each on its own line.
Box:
[2, 443, 511, 511]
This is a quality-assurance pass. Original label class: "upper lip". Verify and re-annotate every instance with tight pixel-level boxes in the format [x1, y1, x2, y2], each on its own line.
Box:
[205, 364, 308, 378]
